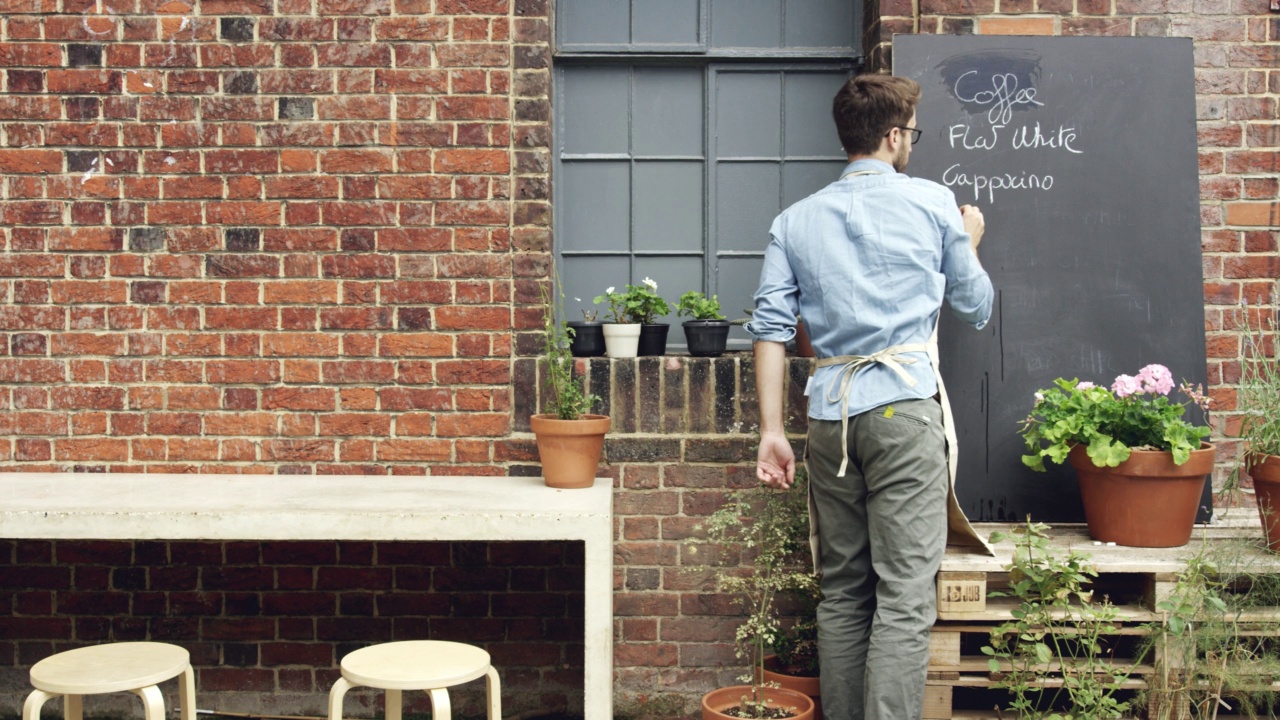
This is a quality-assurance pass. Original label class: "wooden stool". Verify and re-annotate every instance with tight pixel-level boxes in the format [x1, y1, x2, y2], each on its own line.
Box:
[24, 642, 195, 720]
[328, 641, 500, 720]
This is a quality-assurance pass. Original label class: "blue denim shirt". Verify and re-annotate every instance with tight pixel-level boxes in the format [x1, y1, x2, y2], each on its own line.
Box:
[746, 159, 994, 422]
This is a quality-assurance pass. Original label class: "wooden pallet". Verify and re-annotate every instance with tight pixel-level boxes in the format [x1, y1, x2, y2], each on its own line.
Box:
[926, 520, 1280, 719]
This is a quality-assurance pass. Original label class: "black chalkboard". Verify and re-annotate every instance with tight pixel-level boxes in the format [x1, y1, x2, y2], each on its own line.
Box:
[893, 35, 1210, 523]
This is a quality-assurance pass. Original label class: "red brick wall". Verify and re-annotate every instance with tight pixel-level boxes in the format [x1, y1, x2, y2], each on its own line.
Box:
[0, 0, 549, 476]
[1, 538, 584, 718]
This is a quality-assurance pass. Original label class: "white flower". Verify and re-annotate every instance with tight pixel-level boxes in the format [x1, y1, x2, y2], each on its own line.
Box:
[575, 297, 581, 302]
[1034, 392, 1044, 403]
[643, 277, 658, 290]
[605, 286, 615, 294]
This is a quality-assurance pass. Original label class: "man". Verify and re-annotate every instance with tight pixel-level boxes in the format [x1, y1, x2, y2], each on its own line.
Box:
[745, 74, 993, 720]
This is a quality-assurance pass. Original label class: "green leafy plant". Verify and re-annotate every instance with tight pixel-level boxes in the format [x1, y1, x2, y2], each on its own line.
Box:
[1141, 538, 1280, 720]
[541, 284, 599, 420]
[594, 278, 671, 325]
[1236, 286, 1280, 458]
[677, 290, 726, 321]
[697, 469, 819, 717]
[983, 520, 1134, 719]
[1020, 365, 1211, 471]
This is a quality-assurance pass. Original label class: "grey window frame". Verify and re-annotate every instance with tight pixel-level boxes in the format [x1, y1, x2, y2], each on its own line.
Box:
[553, 1, 861, 349]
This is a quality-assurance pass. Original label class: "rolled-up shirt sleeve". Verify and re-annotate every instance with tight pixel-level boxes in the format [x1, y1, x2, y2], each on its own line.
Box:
[938, 201, 993, 330]
[746, 223, 799, 343]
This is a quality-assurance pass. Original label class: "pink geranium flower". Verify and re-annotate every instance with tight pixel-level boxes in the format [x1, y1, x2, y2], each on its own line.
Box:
[1075, 381, 1095, 390]
[1137, 364, 1174, 396]
[1111, 374, 1142, 398]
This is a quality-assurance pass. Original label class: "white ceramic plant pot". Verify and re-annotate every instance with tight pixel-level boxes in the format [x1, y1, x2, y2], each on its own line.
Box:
[602, 323, 641, 358]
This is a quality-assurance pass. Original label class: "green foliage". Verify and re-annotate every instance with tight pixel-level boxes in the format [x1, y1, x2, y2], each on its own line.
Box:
[697, 470, 820, 717]
[541, 283, 599, 420]
[983, 520, 1134, 719]
[594, 278, 671, 325]
[1236, 286, 1280, 459]
[1141, 538, 1280, 719]
[677, 291, 726, 321]
[1020, 377, 1211, 472]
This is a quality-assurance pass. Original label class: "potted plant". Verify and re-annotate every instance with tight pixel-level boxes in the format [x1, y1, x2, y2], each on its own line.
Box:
[1020, 364, 1214, 547]
[529, 285, 609, 489]
[698, 470, 819, 720]
[595, 278, 671, 357]
[567, 301, 605, 358]
[1235, 291, 1280, 551]
[678, 291, 732, 357]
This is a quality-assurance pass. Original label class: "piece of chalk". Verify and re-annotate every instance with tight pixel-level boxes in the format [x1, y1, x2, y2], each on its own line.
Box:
[1093, 541, 1101, 546]
[1106, 541, 1116, 546]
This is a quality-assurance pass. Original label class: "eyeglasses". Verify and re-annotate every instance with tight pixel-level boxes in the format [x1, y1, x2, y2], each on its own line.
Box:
[888, 126, 921, 145]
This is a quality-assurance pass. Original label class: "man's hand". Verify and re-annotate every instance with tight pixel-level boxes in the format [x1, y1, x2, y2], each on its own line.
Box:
[757, 431, 796, 490]
[960, 204, 984, 252]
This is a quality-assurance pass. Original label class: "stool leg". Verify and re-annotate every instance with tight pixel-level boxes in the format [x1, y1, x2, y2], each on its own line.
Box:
[131, 685, 166, 720]
[64, 695, 82, 720]
[384, 689, 402, 720]
[328, 677, 353, 720]
[23, 689, 57, 720]
[484, 667, 501, 720]
[178, 664, 196, 720]
[427, 689, 451, 720]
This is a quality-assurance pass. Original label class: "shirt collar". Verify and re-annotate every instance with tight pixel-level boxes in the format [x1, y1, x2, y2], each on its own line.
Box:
[840, 158, 896, 177]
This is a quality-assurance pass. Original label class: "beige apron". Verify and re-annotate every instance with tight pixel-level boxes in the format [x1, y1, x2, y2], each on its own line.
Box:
[801, 169, 994, 563]
[803, 329, 995, 570]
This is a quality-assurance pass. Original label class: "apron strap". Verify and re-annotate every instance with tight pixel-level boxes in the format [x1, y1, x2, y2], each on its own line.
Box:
[815, 344, 929, 478]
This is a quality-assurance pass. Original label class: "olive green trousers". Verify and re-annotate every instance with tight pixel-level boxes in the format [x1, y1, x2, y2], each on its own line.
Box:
[806, 398, 948, 720]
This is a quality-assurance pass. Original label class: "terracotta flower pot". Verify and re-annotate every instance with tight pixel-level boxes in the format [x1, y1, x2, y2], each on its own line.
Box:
[1246, 453, 1280, 552]
[759, 655, 821, 720]
[1069, 442, 1215, 548]
[702, 685, 814, 720]
[530, 414, 610, 489]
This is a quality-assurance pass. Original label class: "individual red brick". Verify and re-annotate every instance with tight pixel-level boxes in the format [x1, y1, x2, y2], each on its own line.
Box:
[375, 439, 450, 461]
[46, 69, 121, 94]
[320, 360, 395, 384]
[319, 308, 393, 331]
[206, 360, 281, 384]
[11, 334, 46, 356]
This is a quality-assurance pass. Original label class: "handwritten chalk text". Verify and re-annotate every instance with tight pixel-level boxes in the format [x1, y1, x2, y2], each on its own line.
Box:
[954, 71, 1045, 125]
[942, 163, 1054, 204]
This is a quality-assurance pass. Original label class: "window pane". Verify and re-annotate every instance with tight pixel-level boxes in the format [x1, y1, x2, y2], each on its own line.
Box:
[783, 0, 854, 50]
[715, 72, 782, 158]
[562, 255, 631, 322]
[634, 0, 702, 46]
[714, 256, 765, 342]
[634, 161, 705, 253]
[561, 67, 630, 155]
[560, 162, 631, 253]
[556, 0, 629, 47]
[710, 0, 781, 49]
[782, 160, 846, 207]
[784, 72, 847, 157]
[634, 256, 702, 326]
[634, 68, 704, 158]
[716, 162, 780, 253]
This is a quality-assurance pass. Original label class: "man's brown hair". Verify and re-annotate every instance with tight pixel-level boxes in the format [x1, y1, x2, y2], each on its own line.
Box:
[832, 74, 921, 157]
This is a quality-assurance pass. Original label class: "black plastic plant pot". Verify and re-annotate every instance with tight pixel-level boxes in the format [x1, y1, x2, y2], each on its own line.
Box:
[637, 323, 670, 356]
[683, 320, 731, 357]
[567, 321, 605, 357]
